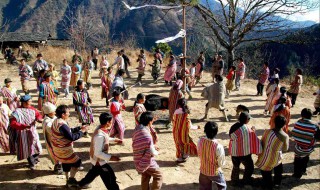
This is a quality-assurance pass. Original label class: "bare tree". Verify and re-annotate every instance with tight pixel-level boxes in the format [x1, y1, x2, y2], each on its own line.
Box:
[194, 0, 318, 67]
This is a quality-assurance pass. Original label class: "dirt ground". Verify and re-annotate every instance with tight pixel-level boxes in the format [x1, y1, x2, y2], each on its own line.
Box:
[0, 62, 319, 190]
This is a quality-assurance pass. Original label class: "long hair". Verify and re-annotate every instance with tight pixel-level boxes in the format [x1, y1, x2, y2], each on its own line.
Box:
[275, 96, 287, 113]
[134, 93, 145, 107]
[177, 98, 190, 114]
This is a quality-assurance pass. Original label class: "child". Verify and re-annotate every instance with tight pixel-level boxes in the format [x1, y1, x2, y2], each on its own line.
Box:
[164, 55, 177, 86]
[18, 59, 33, 94]
[39, 72, 59, 111]
[60, 59, 72, 98]
[173, 98, 199, 163]
[48, 64, 59, 88]
[136, 50, 146, 83]
[0, 95, 11, 153]
[101, 67, 115, 107]
[99, 55, 109, 78]
[70, 59, 82, 88]
[109, 90, 126, 141]
[78, 112, 121, 189]
[256, 115, 289, 189]
[150, 54, 161, 84]
[198, 121, 226, 190]
[195, 59, 203, 84]
[313, 87, 320, 116]
[269, 96, 291, 133]
[225, 66, 236, 98]
[1, 78, 19, 111]
[38, 69, 46, 90]
[264, 78, 280, 115]
[83, 56, 94, 89]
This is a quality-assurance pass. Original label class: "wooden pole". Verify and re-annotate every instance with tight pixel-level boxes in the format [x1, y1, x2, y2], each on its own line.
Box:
[182, 5, 187, 92]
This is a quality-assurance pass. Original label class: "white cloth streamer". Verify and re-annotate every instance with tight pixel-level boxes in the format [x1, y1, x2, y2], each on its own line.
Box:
[155, 29, 186, 44]
[122, 1, 182, 10]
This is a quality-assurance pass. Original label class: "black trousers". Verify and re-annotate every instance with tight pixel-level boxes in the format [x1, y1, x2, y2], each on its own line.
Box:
[260, 163, 283, 189]
[106, 97, 109, 107]
[231, 155, 254, 182]
[257, 82, 264, 95]
[287, 92, 298, 106]
[293, 155, 309, 178]
[92, 59, 98, 70]
[27, 154, 39, 167]
[79, 164, 119, 190]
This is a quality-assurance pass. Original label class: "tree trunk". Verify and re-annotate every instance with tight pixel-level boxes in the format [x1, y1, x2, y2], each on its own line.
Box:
[227, 47, 235, 69]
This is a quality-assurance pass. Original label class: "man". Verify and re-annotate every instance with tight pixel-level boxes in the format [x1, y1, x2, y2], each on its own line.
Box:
[212, 55, 224, 82]
[1, 78, 19, 111]
[201, 75, 228, 122]
[9, 95, 43, 170]
[291, 108, 320, 179]
[111, 69, 128, 100]
[256, 115, 289, 189]
[33, 53, 48, 88]
[0, 95, 11, 153]
[121, 49, 131, 78]
[78, 112, 122, 189]
[235, 58, 245, 91]
[51, 105, 88, 187]
[42, 102, 62, 174]
[132, 112, 162, 190]
[39, 72, 59, 110]
[229, 112, 262, 186]
[91, 46, 99, 70]
[83, 56, 94, 89]
[257, 62, 270, 96]
[198, 122, 226, 190]
[18, 59, 33, 94]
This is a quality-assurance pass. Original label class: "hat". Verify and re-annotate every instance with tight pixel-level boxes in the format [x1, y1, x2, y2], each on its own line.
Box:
[20, 95, 31, 102]
[37, 53, 43, 58]
[44, 72, 52, 78]
[4, 78, 12, 84]
[42, 102, 57, 115]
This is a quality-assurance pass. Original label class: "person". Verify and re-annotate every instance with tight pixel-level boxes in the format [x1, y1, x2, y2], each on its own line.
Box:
[235, 58, 245, 91]
[150, 54, 161, 83]
[9, 95, 43, 170]
[201, 75, 229, 122]
[266, 68, 280, 93]
[113, 51, 125, 75]
[188, 62, 197, 88]
[136, 50, 146, 83]
[212, 55, 224, 82]
[91, 46, 99, 70]
[73, 80, 94, 127]
[4, 46, 12, 60]
[257, 62, 270, 96]
[1, 78, 19, 111]
[121, 49, 131, 78]
[51, 105, 88, 187]
[78, 112, 122, 189]
[229, 112, 262, 186]
[72, 50, 83, 65]
[291, 108, 320, 179]
[287, 68, 303, 107]
[101, 67, 115, 108]
[225, 66, 236, 98]
[70, 58, 82, 88]
[42, 102, 62, 174]
[180, 61, 193, 99]
[18, 59, 33, 94]
[22, 50, 32, 61]
[111, 69, 128, 100]
[132, 111, 163, 190]
[198, 121, 226, 190]
[173, 98, 198, 162]
[154, 48, 163, 66]
[133, 93, 147, 126]
[272, 87, 292, 110]
[38, 72, 59, 111]
[33, 53, 48, 88]
[99, 55, 109, 78]
[0, 96, 11, 153]
[18, 46, 23, 57]
[48, 64, 59, 88]
[60, 59, 72, 98]
[198, 51, 205, 68]
[264, 78, 280, 115]
[313, 86, 320, 116]
[109, 90, 126, 141]
[167, 80, 184, 127]
[164, 55, 177, 86]
[256, 115, 289, 189]
[195, 59, 204, 85]
[83, 56, 94, 89]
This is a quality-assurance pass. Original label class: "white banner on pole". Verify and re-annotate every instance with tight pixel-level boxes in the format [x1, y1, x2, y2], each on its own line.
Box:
[155, 29, 186, 44]
[122, 1, 182, 11]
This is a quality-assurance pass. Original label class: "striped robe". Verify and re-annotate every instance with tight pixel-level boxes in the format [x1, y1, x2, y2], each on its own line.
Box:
[41, 81, 57, 105]
[42, 116, 58, 164]
[1, 87, 19, 111]
[172, 113, 197, 158]
[168, 88, 184, 121]
[269, 107, 291, 133]
[133, 103, 146, 126]
[60, 65, 72, 89]
[256, 130, 284, 171]
[83, 61, 94, 83]
[132, 125, 159, 173]
[101, 73, 114, 99]
[265, 84, 279, 112]
[73, 90, 94, 124]
[0, 106, 10, 153]
[110, 100, 126, 140]
[9, 108, 42, 160]
[229, 125, 262, 157]
[70, 64, 81, 87]
[197, 137, 219, 176]
[51, 118, 80, 164]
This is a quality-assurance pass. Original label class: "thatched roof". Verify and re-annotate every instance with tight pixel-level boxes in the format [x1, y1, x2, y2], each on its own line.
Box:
[0, 32, 49, 42]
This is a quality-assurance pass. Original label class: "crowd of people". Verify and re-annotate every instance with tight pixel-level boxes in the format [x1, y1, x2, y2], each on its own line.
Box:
[0, 46, 319, 190]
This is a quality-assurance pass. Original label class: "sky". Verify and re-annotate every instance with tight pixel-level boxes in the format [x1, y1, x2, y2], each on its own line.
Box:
[289, 8, 320, 23]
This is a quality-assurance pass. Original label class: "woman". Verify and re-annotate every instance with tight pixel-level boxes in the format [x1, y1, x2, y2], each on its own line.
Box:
[168, 80, 185, 127]
[73, 80, 94, 126]
[164, 55, 177, 86]
[264, 78, 280, 115]
[1, 78, 19, 111]
[287, 68, 303, 107]
[101, 67, 115, 107]
[173, 98, 198, 163]
[109, 90, 126, 141]
[269, 96, 290, 133]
